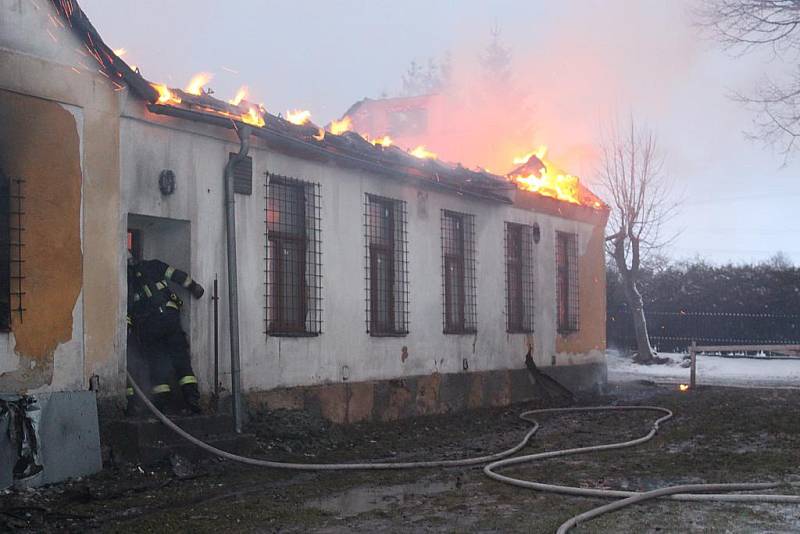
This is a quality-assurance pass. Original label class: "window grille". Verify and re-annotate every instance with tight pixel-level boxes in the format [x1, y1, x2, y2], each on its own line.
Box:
[230, 153, 253, 195]
[0, 171, 9, 330]
[265, 174, 322, 336]
[0, 171, 24, 330]
[441, 210, 477, 334]
[505, 222, 535, 333]
[364, 194, 409, 335]
[556, 231, 579, 333]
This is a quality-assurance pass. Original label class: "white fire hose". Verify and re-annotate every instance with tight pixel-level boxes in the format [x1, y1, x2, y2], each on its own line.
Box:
[126, 371, 800, 532]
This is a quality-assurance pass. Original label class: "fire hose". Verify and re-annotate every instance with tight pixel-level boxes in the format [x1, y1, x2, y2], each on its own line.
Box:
[126, 371, 800, 532]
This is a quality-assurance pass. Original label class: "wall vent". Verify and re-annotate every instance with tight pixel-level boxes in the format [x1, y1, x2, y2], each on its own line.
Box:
[229, 153, 253, 195]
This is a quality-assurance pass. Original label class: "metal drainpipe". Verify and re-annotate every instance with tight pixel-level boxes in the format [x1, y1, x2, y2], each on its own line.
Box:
[224, 124, 251, 433]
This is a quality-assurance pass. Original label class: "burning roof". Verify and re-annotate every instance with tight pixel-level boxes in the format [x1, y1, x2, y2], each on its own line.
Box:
[507, 148, 604, 209]
[49, 0, 607, 216]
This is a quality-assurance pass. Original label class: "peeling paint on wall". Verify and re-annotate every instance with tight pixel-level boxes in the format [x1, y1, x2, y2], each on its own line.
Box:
[0, 90, 83, 391]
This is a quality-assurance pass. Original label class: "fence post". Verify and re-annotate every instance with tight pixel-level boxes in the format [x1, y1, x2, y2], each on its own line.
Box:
[690, 340, 697, 389]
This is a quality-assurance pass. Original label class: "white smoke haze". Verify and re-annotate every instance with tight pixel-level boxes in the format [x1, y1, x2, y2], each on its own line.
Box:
[405, 1, 706, 186]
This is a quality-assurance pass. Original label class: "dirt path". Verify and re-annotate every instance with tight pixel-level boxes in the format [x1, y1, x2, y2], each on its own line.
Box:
[3, 383, 799, 533]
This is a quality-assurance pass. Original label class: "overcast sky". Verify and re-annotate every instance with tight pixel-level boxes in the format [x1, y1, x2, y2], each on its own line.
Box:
[80, 0, 799, 266]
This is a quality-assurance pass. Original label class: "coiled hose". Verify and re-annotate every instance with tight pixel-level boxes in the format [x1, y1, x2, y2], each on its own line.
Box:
[126, 371, 800, 532]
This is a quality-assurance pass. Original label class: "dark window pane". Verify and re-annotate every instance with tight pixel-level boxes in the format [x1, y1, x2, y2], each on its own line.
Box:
[280, 240, 305, 329]
[367, 200, 393, 247]
[445, 256, 464, 331]
[267, 181, 305, 237]
[370, 248, 393, 332]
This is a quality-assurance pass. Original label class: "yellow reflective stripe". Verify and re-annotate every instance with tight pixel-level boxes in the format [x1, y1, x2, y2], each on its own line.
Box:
[143, 285, 153, 298]
[178, 375, 198, 386]
[182, 276, 193, 289]
[155, 281, 166, 290]
[165, 266, 175, 280]
[152, 384, 171, 394]
[126, 387, 134, 396]
[165, 301, 179, 310]
[126, 316, 133, 325]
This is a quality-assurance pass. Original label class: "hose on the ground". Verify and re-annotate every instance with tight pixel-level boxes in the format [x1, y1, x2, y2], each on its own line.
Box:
[127, 370, 537, 469]
[126, 371, 800, 532]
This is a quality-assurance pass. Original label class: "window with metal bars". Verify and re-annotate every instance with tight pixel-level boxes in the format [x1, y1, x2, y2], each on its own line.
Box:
[441, 210, 477, 334]
[556, 231, 579, 333]
[505, 222, 535, 333]
[0, 170, 9, 331]
[0, 169, 23, 331]
[265, 174, 322, 336]
[364, 194, 409, 335]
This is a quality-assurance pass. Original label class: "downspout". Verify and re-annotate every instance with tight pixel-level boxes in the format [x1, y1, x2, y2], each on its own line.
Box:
[224, 124, 251, 433]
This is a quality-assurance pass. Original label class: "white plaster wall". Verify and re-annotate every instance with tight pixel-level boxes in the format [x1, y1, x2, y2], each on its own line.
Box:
[34, 293, 85, 393]
[119, 110, 604, 394]
[0, 0, 83, 66]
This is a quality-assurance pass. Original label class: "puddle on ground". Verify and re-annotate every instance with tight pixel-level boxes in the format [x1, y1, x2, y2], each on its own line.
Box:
[304, 479, 456, 518]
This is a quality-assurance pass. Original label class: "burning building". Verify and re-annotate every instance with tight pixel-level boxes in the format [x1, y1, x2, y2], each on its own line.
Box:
[0, 0, 608, 478]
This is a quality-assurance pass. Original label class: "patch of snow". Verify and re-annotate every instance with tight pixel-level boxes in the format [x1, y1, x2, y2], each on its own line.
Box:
[607, 350, 800, 388]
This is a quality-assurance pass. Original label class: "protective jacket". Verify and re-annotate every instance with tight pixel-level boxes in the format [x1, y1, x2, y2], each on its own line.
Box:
[127, 259, 203, 324]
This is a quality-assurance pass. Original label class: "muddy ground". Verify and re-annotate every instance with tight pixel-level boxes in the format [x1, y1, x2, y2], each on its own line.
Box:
[2, 382, 800, 533]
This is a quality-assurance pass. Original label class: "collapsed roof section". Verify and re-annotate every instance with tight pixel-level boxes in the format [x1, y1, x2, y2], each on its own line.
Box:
[50, 0, 608, 221]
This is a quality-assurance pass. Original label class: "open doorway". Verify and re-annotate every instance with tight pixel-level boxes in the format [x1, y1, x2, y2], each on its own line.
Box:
[126, 214, 192, 333]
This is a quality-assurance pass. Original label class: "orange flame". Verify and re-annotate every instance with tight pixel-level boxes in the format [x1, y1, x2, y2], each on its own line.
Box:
[679, 384, 689, 392]
[329, 116, 352, 135]
[371, 135, 393, 147]
[313, 128, 325, 141]
[229, 86, 248, 106]
[509, 146, 585, 205]
[150, 82, 181, 105]
[184, 72, 213, 95]
[286, 109, 311, 125]
[512, 146, 548, 165]
[113, 48, 126, 57]
[241, 105, 265, 128]
[410, 145, 437, 160]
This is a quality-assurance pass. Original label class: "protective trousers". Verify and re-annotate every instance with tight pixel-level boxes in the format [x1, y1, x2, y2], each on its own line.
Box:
[137, 307, 200, 413]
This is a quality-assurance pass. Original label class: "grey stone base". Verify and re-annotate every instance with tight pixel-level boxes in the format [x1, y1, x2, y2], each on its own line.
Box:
[247, 362, 607, 424]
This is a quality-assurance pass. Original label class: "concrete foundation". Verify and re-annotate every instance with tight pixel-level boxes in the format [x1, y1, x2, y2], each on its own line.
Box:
[247, 362, 606, 424]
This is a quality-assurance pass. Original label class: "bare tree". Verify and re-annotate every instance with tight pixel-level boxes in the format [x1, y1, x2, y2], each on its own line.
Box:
[699, 1, 800, 155]
[600, 119, 679, 364]
[480, 25, 512, 83]
[400, 54, 452, 97]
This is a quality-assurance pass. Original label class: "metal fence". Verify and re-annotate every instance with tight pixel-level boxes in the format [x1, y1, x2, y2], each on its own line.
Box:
[608, 309, 800, 352]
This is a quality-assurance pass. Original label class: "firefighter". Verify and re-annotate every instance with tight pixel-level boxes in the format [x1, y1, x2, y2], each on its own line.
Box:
[126, 251, 205, 414]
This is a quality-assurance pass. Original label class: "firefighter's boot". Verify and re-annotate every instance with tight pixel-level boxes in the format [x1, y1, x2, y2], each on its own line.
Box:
[152, 391, 171, 413]
[179, 378, 202, 414]
[125, 386, 144, 417]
